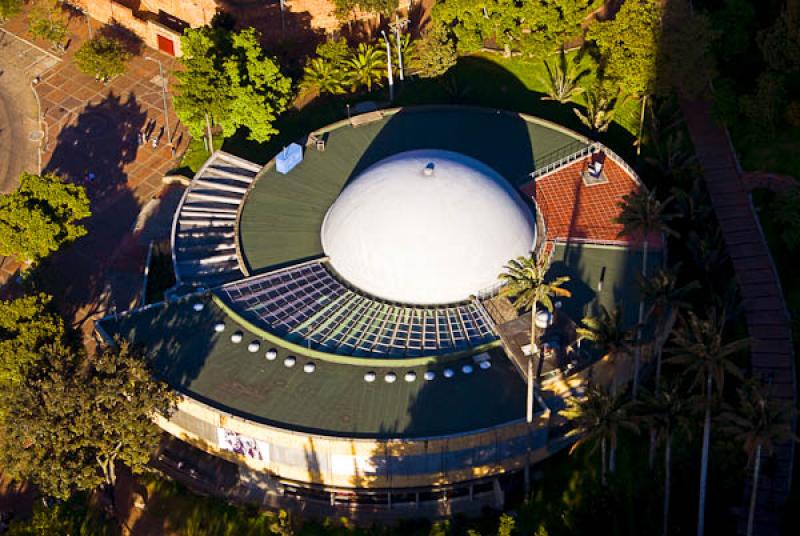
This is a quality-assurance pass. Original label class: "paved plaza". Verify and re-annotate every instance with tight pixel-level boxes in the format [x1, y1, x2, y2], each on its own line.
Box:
[0, 11, 192, 331]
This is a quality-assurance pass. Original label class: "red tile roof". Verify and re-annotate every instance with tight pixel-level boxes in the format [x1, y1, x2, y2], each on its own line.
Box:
[521, 155, 664, 249]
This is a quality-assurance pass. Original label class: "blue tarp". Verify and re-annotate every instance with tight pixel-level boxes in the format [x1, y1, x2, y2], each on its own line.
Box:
[276, 143, 303, 174]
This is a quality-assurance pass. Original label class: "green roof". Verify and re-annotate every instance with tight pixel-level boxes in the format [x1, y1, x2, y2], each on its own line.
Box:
[549, 242, 664, 326]
[238, 107, 586, 274]
[98, 297, 527, 439]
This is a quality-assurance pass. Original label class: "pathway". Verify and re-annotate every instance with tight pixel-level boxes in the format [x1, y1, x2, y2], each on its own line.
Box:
[681, 98, 796, 536]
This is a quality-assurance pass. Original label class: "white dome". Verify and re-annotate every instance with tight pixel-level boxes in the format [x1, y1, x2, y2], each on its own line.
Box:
[321, 150, 536, 304]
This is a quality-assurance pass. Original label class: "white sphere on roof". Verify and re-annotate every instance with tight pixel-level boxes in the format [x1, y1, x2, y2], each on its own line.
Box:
[321, 150, 536, 304]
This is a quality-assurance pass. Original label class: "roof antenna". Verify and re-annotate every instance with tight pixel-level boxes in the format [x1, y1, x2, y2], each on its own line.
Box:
[423, 162, 435, 176]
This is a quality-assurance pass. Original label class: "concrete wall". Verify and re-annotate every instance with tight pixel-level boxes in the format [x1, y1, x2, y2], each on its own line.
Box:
[156, 395, 553, 490]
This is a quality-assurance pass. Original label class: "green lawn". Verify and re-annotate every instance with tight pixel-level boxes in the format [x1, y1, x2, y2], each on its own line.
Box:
[180, 51, 641, 175]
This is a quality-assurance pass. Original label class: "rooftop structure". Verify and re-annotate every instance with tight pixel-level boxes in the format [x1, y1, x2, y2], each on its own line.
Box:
[97, 106, 662, 517]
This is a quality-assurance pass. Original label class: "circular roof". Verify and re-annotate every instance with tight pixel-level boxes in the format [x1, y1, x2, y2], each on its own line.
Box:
[321, 150, 536, 304]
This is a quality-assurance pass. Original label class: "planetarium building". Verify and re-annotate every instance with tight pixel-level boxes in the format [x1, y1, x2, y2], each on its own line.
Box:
[98, 106, 662, 518]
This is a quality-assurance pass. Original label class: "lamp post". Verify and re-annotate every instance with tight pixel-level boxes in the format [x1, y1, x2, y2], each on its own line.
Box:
[144, 56, 173, 147]
[381, 30, 394, 101]
[390, 15, 409, 82]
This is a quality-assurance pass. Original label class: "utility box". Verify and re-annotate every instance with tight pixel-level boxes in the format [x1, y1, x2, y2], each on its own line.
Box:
[276, 143, 303, 174]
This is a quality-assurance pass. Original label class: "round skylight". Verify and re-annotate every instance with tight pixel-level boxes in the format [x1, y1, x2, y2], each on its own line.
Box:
[193, 303, 204, 312]
[424, 371, 436, 381]
[364, 371, 377, 382]
[321, 150, 536, 304]
[265, 349, 278, 360]
[404, 371, 417, 382]
[385, 372, 397, 383]
[303, 362, 316, 373]
[230, 332, 243, 343]
[443, 368, 455, 379]
[284, 356, 296, 367]
[213, 322, 225, 332]
[247, 341, 260, 353]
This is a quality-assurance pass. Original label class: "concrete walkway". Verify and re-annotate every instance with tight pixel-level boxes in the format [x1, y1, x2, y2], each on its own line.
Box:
[681, 98, 796, 536]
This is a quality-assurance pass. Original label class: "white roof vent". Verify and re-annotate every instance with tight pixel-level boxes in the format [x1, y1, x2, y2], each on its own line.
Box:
[303, 362, 316, 373]
[364, 371, 377, 382]
[265, 349, 278, 361]
[404, 371, 417, 382]
[443, 368, 455, 379]
[193, 303, 205, 312]
[230, 332, 243, 343]
[283, 356, 296, 367]
[479, 360, 492, 370]
[213, 322, 225, 332]
[462, 364, 473, 374]
[385, 372, 397, 383]
[423, 161, 435, 176]
[424, 371, 436, 381]
[247, 341, 260, 353]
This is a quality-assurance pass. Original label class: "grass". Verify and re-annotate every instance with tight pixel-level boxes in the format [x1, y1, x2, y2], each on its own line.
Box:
[181, 51, 642, 175]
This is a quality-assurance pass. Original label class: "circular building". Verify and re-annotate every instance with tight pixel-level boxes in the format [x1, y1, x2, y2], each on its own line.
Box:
[98, 107, 662, 519]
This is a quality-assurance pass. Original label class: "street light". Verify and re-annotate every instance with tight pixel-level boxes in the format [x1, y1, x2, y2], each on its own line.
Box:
[144, 56, 173, 147]
[381, 30, 394, 101]
[390, 15, 409, 82]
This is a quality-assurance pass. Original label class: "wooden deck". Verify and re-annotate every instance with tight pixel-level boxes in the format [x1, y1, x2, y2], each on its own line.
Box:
[681, 98, 796, 536]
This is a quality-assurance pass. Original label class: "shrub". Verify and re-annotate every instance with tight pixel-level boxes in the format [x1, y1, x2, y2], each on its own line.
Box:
[74, 35, 131, 81]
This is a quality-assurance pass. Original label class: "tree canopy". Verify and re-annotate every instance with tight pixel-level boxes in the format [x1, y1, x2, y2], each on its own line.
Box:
[0, 293, 64, 388]
[411, 22, 458, 79]
[74, 35, 131, 81]
[588, 0, 662, 97]
[433, 0, 600, 56]
[174, 27, 292, 143]
[0, 342, 176, 499]
[0, 172, 91, 263]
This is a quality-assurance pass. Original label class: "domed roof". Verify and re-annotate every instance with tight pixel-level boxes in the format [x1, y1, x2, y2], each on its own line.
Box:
[321, 150, 536, 304]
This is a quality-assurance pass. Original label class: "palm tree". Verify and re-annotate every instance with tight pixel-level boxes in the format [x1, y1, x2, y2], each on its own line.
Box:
[540, 48, 589, 104]
[573, 85, 621, 133]
[636, 382, 693, 536]
[615, 189, 675, 399]
[346, 43, 386, 93]
[637, 265, 699, 390]
[300, 57, 348, 96]
[576, 304, 636, 395]
[564, 384, 638, 486]
[666, 308, 749, 536]
[719, 379, 798, 536]
[499, 254, 571, 422]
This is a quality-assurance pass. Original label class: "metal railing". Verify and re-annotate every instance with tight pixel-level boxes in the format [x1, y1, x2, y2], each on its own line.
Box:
[530, 141, 592, 180]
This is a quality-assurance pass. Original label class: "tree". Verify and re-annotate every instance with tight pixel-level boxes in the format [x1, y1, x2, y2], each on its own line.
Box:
[666, 308, 748, 536]
[576, 304, 635, 395]
[499, 254, 571, 422]
[0, 342, 176, 503]
[637, 266, 698, 390]
[636, 382, 692, 536]
[74, 35, 131, 81]
[564, 384, 637, 486]
[0, 293, 64, 389]
[770, 189, 800, 251]
[300, 57, 348, 96]
[573, 84, 620, 133]
[588, 0, 661, 98]
[757, 10, 800, 73]
[412, 22, 457, 79]
[0, 172, 91, 263]
[28, 0, 67, 51]
[656, 0, 714, 98]
[433, 0, 600, 57]
[333, 0, 397, 21]
[0, 0, 22, 23]
[615, 188, 674, 398]
[719, 380, 798, 536]
[346, 43, 387, 92]
[540, 48, 589, 104]
[174, 27, 292, 143]
[741, 71, 786, 139]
